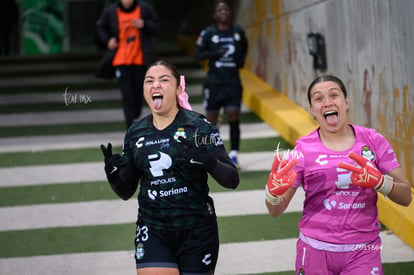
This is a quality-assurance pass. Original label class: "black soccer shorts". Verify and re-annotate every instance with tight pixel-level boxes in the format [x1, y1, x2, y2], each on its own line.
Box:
[135, 217, 219, 274]
[203, 82, 242, 113]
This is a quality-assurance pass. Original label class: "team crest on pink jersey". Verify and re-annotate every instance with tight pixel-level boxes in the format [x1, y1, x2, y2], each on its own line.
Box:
[361, 145, 375, 161]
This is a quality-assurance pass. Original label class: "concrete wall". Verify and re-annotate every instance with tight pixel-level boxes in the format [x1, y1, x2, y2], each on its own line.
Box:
[235, 0, 413, 185]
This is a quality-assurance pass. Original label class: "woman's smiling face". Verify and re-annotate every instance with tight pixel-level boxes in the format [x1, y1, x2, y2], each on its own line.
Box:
[144, 65, 180, 114]
[309, 80, 349, 131]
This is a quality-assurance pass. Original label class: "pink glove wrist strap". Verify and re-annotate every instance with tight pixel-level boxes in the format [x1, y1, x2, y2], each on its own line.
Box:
[375, 175, 394, 196]
[265, 185, 284, 205]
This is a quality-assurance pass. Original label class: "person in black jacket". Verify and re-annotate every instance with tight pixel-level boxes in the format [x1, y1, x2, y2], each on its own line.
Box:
[195, 0, 248, 168]
[101, 60, 239, 274]
[96, 0, 160, 128]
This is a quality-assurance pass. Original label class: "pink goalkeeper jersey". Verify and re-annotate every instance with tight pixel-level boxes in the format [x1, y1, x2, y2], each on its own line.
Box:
[291, 125, 399, 244]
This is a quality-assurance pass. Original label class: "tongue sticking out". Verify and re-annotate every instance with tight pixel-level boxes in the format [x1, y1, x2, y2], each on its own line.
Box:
[153, 97, 162, 110]
[326, 114, 338, 126]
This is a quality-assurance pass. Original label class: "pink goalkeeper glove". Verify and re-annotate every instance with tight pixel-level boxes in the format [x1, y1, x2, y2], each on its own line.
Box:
[338, 152, 394, 196]
[265, 155, 297, 205]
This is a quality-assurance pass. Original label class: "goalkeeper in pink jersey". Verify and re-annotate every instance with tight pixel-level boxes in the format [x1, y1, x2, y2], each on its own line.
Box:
[265, 75, 412, 275]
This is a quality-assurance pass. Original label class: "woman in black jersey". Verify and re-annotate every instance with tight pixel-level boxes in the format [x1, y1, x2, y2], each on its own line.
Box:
[195, 0, 248, 168]
[100, 60, 239, 275]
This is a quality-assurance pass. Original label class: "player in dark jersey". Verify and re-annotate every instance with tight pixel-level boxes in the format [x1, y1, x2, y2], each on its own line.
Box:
[195, 0, 248, 168]
[100, 60, 239, 275]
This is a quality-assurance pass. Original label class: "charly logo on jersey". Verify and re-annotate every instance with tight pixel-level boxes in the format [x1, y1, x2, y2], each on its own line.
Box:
[315, 154, 328, 165]
[202, 253, 212, 266]
[135, 137, 145, 148]
[174, 127, 186, 142]
[361, 145, 375, 161]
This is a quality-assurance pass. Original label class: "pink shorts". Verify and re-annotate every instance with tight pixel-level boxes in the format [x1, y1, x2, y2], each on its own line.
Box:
[295, 237, 383, 275]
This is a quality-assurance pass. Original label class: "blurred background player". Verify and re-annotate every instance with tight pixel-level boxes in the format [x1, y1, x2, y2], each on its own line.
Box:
[265, 75, 412, 275]
[195, 0, 248, 167]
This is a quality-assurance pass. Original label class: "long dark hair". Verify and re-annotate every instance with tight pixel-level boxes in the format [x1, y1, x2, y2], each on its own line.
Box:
[307, 75, 347, 105]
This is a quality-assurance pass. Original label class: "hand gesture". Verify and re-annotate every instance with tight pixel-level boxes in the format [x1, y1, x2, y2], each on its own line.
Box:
[338, 152, 394, 195]
[266, 155, 297, 197]
[100, 143, 126, 182]
[178, 136, 217, 171]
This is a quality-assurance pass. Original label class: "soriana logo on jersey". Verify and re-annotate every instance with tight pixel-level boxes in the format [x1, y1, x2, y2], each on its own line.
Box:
[147, 186, 188, 200]
[323, 198, 366, 211]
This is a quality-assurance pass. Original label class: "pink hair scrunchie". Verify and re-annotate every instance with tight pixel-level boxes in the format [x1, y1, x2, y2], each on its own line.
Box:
[178, 75, 192, 110]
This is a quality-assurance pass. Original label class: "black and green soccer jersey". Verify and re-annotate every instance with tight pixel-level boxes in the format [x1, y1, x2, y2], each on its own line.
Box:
[123, 109, 225, 230]
[195, 24, 248, 84]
